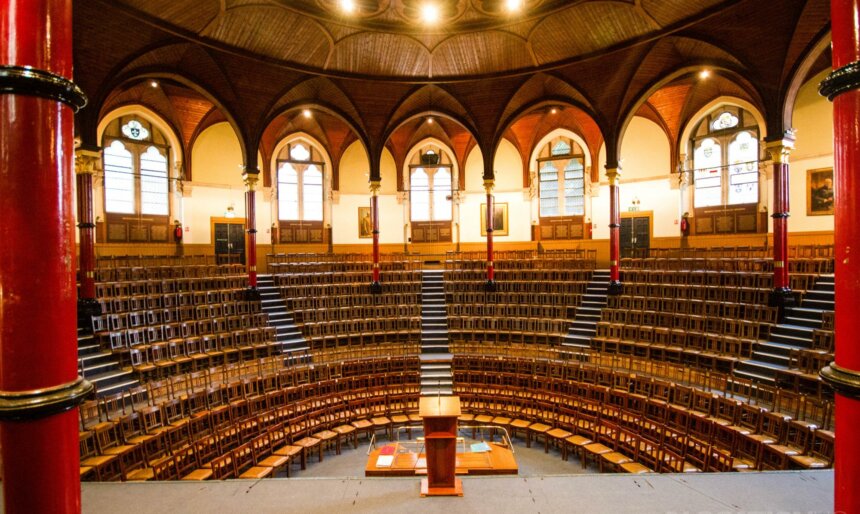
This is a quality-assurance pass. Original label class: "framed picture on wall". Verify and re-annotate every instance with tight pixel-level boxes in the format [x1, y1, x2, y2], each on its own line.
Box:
[807, 167, 834, 216]
[480, 202, 508, 237]
[358, 206, 372, 238]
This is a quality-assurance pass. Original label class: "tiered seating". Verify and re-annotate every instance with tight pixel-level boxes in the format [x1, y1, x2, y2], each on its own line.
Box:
[445, 250, 595, 344]
[79, 355, 420, 481]
[592, 292, 778, 372]
[452, 353, 834, 473]
[269, 255, 423, 350]
[89, 269, 273, 377]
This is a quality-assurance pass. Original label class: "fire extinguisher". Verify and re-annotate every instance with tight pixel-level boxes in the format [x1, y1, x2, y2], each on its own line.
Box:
[173, 221, 183, 242]
[680, 213, 690, 237]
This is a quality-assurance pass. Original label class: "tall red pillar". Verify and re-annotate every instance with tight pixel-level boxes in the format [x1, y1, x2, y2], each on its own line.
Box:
[242, 171, 260, 297]
[370, 180, 382, 294]
[819, 1, 860, 512]
[75, 148, 102, 327]
[607, 167, 622, 294]
[0, 1, 94, 513]
[766, 137, 796, 316]
[484, 179, 496, 292]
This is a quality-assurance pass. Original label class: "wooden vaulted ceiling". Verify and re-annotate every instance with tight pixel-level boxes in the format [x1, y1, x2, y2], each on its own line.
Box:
[74, 0, 832, 183]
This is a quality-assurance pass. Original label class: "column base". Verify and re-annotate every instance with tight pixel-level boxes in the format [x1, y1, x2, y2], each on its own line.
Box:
[484, 280, 497, 293]
[243, 287, 262, 302]
[77, 298, 102, 331]
[370, 281, 382, 294]
[768, 287, 796, 321]
[820, 362, 860, 399]
[608, 281, 623, 295]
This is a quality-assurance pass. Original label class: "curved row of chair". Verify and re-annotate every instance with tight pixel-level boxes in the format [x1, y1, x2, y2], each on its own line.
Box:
[451, 355, 834, 473]
[80, 356, 421, 481]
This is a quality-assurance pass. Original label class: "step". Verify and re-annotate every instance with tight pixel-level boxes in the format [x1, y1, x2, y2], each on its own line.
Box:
[422, 345, 451, 353]
[791, 307, 829, 318]
[770, 332, 813, 348]
[96, 378, 141, 397]
[569, 328, 596, 338]
[420, 389, 454, 396]
[422, 371, 453, 380]
[421, 363, 451, 371]
[419, 353, 453, 363]
[801, 299, 834, 311]
[750, 350, 791, 367]
[772, 323, 815, 337]
[733, 368, 778, 384]
[570, 320, 597, 330]
[580, 301, 605, 309]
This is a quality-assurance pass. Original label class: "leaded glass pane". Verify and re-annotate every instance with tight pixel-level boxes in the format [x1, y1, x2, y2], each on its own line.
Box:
[139, 146, 168, 215]
[303, 165, 323, 221]
[411, 168, 430, 221]
[432, 168, 452, 221]
[694, 138, 722, 207]
[728, 131, 758, 205]
[278, 163, 299, 220]
[539, 161, 559, 216]
[104, 140, 135, 214]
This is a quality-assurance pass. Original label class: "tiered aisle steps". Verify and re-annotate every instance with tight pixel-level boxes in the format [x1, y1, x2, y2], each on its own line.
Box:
[419, 269, 453, 396]
[563, 269, 610, 349]
[257, 274, 308, 354]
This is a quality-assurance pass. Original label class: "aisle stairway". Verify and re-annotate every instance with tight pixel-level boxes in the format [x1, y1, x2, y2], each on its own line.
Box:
[257, 275, 309, 354]
[78, 327, 138, 397]
[734, 274, 834, 388]
[419, 269, 453, 396]
[563, 269, 611, 349]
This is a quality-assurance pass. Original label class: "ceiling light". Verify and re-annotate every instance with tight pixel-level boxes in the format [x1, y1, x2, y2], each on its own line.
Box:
[421, 3, 440, 23]
[427, 117, 434, 124]
[302, 109, 312, 119]
[550, 107, 558, 114]
[339, 0, 355, 13]
[150, 80, 159, 88]
[505, 0, 523, 12]
[699, 69, 711, 79]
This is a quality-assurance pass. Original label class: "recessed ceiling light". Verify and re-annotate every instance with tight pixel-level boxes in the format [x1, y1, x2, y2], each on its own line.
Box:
[302, 109, 312, 119]
[150, 80, 159, 88]
[339, 0, 355, 13]
[505, 0, 523, 12]
[699, 69, 711, 79]
[421, 3, 440, 23]
[550, 107, 558, 114]
[427, 117, 434, 124]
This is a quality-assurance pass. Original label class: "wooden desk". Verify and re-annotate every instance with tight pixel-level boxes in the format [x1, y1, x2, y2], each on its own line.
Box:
[365, 442, 518, 477]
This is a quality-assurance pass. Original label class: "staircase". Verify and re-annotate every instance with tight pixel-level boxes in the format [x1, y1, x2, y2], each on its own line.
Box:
[78, 327, 138, 397]
[257, 275, 308, 354]
[563, 269, 611, 349]
[734, 274, 834, 386]
[419, 269, 453, 396]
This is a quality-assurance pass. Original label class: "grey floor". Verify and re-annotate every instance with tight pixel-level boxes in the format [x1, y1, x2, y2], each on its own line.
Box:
[74, 430, 834, 514]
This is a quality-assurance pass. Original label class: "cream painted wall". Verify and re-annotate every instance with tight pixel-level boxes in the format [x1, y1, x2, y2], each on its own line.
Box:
[192, 123, 244, 187]
[459, 141, 530, 243]
[619, 117, 672, 180]
[790, 69, 835, 233]
[333, 146, 401, 245]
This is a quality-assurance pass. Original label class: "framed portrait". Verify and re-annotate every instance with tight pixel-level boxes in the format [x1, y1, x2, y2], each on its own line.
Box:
[358, 206, 372, 238]
[480, 202, 508, 237]
[807, 168, 834, 216]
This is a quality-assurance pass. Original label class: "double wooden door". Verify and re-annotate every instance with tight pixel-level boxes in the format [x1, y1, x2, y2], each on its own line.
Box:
[620, 216, 650, 258]
[214, 223, 245, 265]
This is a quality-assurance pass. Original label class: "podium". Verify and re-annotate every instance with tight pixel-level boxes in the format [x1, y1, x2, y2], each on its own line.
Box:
[419, 396, 463, 497]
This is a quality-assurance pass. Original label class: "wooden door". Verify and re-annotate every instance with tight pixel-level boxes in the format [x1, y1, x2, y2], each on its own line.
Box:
[214, 223, 246, 265]
[620, 216, 650, 258]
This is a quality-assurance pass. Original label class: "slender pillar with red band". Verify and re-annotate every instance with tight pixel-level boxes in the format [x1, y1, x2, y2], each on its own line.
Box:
[606, 167, 622, 294]
[819, 1, 860, 512]
[75, 148, 102, 328]
[370, 180, 382, 294]
[484, 179, 497, 292]
[0, 1, 94, 513]
[243, 171, 260, 298]
[766, 136, 796, 316]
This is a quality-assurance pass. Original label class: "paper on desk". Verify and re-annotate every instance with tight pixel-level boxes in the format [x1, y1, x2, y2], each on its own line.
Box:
[470, 442, 491, 453]
[376, 455, 395, 467]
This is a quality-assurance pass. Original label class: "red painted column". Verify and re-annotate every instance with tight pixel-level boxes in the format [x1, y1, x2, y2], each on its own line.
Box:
[370, 180, 382, 294]
[819, 1, 860, 513]
[75, 149, 101, 325]
[766, 138, 796, 314]
[0, 1, 93, 513]
[243, 172, 259, 289]
[484, 180, 496, 292]
[607, 167, 622, 294]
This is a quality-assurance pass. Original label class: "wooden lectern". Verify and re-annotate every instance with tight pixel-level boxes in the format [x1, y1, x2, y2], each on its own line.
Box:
[419, 396, 462, 497]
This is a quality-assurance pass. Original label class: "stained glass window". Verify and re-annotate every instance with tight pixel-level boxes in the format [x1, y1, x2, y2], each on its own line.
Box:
[538, 137, 585, 217]
[277, 141, 326, 221]
[692, 107, 760, 207]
